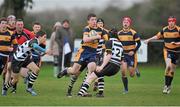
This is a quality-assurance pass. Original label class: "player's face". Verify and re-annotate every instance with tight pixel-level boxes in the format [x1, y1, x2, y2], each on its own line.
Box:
[0, 21, 7, 31]
[33, 25, 41, 34]
[88, 17, 97, 28]
[39, 34, 46, 43]
[123, 20, 130, 29]
[16, 21, 24, 32]
[8, 19, 16, 28]
[62, 22, 69, 29]
[168, 21, 175, 28]
[97, 22, 104, 28]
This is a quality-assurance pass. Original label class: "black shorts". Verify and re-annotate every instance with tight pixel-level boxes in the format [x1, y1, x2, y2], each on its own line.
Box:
[11, 56, 33, 73]
[0, 55, 8, 75]
[164, 49, 179, 65]
[32, 55, 41, 67]
[94, 62, 120, 77]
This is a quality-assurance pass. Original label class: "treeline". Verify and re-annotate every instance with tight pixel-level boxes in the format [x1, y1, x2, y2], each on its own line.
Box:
[23, 0, 179, 39]
[0, 0, 179, 63]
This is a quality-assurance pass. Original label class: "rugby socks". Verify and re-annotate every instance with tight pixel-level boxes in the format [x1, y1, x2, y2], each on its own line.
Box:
[168, 77, 173, 86]
[122, 77, 128, 91]
[78, 82, 90, 96]
[80, 71, 88, 88]
[165, 76, 173, 87]
[27, 72, 38, 88]
[98, 76, 104, 94]
[12, 83, 17, 90]
[3, 81, 13, 90]
[67, 75, 78, 93]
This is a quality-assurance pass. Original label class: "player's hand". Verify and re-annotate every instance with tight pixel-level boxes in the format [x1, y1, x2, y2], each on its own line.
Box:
[144, 39, 149, 44]
[128, 51, 134, 56]
[8, 47, 13, 52]
[45, 49, 51, 55]
[96, 34, 101, 40]
[96, 66, 103, 72]
[171, 42, 180, 45]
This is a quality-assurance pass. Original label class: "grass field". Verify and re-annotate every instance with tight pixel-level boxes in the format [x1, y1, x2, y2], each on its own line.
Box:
[0, 63, 180, 106]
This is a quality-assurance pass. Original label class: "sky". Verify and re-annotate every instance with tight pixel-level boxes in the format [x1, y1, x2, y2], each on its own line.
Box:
[0, 0, 145, 12]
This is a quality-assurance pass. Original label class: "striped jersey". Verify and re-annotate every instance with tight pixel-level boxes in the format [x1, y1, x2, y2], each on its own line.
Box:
[82, 26, 108, 49]
[105, 40, 123, 65]
[0, 31, 17, 57]
[13, 39, 39, 61]
[156, 25, 180, 52]
[118, 28, 140, 53]
[96, 28, 109, 55]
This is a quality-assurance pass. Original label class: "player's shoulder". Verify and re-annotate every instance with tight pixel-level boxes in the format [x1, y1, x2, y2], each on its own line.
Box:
[162, 26, 168, 31]
[117, 29, 123, 35]
[83, 26, 90, 31]
[130, 28, 137, 34]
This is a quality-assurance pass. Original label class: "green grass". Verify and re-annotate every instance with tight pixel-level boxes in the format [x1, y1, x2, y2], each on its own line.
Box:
[0, 63, 180, 106]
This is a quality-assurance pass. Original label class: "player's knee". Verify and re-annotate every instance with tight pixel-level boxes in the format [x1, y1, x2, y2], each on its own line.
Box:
[34, 67, 40, 73]
[12, 78, 19, 84]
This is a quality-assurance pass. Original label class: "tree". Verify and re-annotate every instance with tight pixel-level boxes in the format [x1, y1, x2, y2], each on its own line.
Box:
[0, 0, 33, 18]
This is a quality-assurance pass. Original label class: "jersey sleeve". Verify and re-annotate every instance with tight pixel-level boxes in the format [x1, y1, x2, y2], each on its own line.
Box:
[156, 30, 164, 39]
[83, 27, 90, 37]
[29, 39, 38, 47]
[134, 33, 141, 42]
[102, 29, 109, 41]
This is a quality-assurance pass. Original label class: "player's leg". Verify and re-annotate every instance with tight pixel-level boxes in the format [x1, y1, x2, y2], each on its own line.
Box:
[120, 60, 128, 94]
[134, 53, 140, 77]
[26, 61, 40, 96]
[2, 59, 20, 96]
[163, 50, 177, 94]
[78, 72, 98, 97]
[66, 63, 87, 97]
[53, 55, 59, 77]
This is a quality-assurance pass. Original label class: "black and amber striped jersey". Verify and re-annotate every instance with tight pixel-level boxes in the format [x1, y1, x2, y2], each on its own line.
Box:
[118, 28, 141, 53]
[156, 25, 180, 52]
[81, 26, 108, 49]
[96, 28, 109, 55]
[0, 31, 18, 57]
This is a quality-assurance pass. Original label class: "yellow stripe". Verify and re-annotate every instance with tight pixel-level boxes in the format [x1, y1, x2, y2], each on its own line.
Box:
[165, 43, 180, 49]
[118, 35, 134, 41]
[103, 34, 109, 41]
[82, 42, 98, 48]
[12, 39, 18, 44]
[74, 48, 84, 62]
[123, 45, 136, 50]
[135, 38, 140, 41]
[164, 32, 180, 38]
[0, 46, 11, 51]
[0, 35, 11, 41]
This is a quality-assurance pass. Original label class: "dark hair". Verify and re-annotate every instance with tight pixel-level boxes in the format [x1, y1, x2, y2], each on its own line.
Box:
[87, 13, 96, 20]
[109, 28, 118, 39]
[33, 22, 41, 26]
[0, 17, 7, 23]
[62, 19, 69, 24]
[97, 18, 104, 24]
[36, 30, 46, 38]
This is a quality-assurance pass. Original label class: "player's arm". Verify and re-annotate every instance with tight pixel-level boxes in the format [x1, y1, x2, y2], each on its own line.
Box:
[11, 34, 18, 52]
[96, 41, 112, 72]
[171, 42, 180, 45]
[144, 30, 163, 44]
[134, 33, 141, 52]
[83, 28, 101, 43]
[29, 39, 46, 53]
